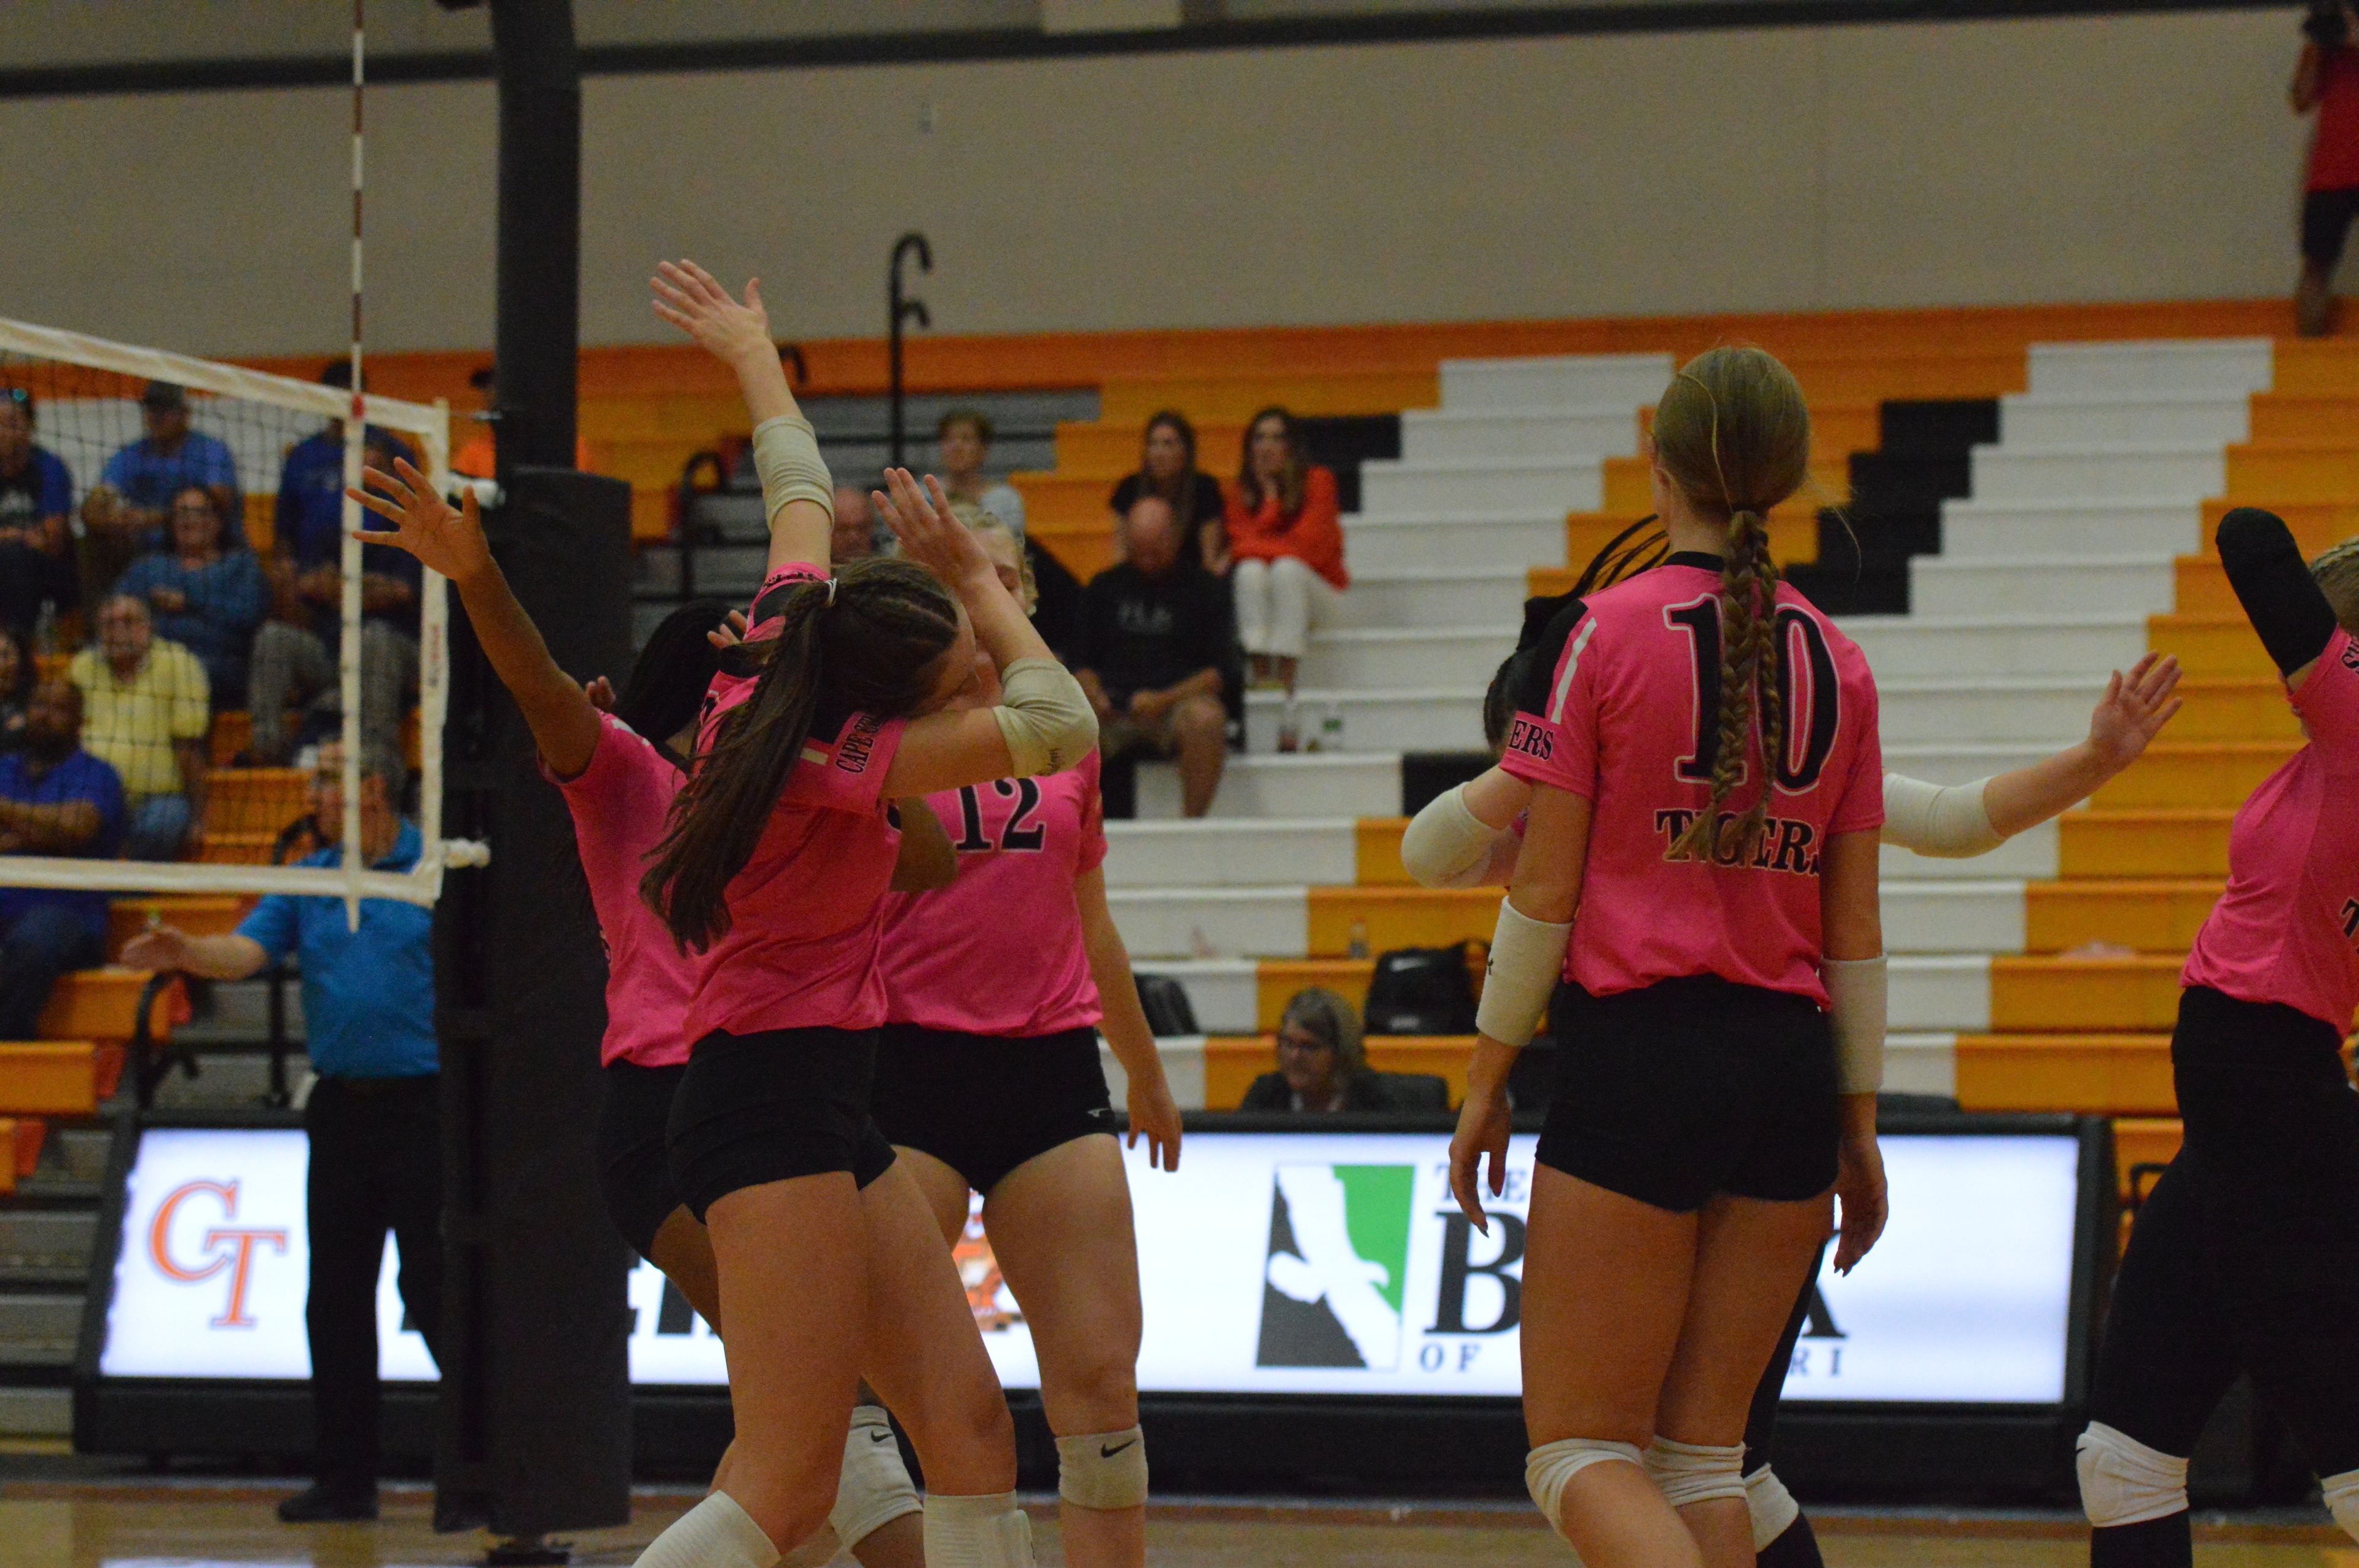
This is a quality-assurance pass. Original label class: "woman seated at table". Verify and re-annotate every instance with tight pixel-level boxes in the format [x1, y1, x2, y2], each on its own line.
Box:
[1239, 988, 1447, 1114]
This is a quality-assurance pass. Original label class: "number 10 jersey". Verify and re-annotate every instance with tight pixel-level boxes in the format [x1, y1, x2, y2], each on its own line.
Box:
[1501, 553, 1885, 1008]
[876, 749, 1110, 1037]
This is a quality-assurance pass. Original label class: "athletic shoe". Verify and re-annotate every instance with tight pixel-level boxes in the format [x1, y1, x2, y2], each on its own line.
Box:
[276, 1484, 378, 1523]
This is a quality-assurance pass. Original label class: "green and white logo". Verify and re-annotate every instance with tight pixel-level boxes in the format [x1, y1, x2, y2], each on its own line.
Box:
[1256, 1163, 1414, 1369]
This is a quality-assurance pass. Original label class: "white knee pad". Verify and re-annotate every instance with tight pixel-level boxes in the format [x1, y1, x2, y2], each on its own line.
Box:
[2322, 1467, 2359, 1543]
[1643, 1437, 1748, 1509]
[1525, 1438, 1643, 1535]
[2075, 1422, 2189, 1529]
[633, 1490, 781, 1568]
[1056, 1426, 1149, 1510]
[1744, 1464, 1801, 1551]
[922, 1491, 1035, 1568]
[828, 1405, 921, 1551]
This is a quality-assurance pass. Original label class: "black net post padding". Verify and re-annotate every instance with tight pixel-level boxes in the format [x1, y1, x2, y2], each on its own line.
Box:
[489, 0, 581, 482]
[433, 469, 635, 1537]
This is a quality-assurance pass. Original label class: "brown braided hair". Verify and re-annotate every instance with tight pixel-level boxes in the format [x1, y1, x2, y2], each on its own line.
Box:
[2315, 536, 2359, 634]
[1652, 346, 1812, 865]
[641, 556, 963, 949]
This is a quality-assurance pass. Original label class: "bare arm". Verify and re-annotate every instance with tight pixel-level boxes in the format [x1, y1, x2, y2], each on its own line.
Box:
[888, 800, 957, 892]
[1821, 828, 1888, 1272]
[1076, 865, 1181, 1172]
[1131, 666, 1223, 720]
[176, 743, 208, 840]
[1981, 653, 2182, 838]
[651, 260, 829, 573]
[0, 797, 101, 852]
[119, 926, 268, 981]
[352, 459, 602, 779]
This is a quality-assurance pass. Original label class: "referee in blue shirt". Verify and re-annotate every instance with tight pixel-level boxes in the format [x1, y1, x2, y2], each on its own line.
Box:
[125, 740, 440, 1523]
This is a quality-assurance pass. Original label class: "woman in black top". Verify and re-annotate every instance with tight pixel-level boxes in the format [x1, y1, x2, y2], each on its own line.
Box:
[1106, 410, 1227, 573]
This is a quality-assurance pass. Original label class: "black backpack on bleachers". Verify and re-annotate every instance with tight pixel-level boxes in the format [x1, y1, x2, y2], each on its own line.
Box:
[1132, 972, 1200, 1037]
[1362, 943, 1480, 1036]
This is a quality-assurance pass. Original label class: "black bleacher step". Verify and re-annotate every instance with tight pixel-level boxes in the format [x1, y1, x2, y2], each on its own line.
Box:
[1847, 452, 1971, 513]
[1786, 397, 1997, 617]
[1877, 399, 2000, 455]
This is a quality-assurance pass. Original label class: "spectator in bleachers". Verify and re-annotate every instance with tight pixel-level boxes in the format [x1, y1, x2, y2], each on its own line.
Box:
[80, 381, 241, 602]
[69, 595, 209, 860]
[0, 626, 28, 752]
[936, 407, 1028, 536]
[1108, 410, 1229, 572]
[122, 741, 439, 1524]
[115, 486, 265, 707]
[2295, 2, 2359, 335]
[1226, 407, 1347, 751]
[0, 389, 76, 646]
[1074, 494, 1230, 817]
[0, 679, 124, 1038]
[1238, 989, 1447, 1113]
[452, 364, 597, 477]
[832, 482, 882, 561]
[255, 365, 421, 765]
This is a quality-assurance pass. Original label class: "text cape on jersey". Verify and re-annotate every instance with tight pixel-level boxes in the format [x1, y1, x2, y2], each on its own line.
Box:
[1496, 561, 1885, 1007]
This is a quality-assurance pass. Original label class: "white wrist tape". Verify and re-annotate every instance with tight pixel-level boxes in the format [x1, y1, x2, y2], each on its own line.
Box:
[1824, 955, 1887, 1095]
[1476, 897, 1571, 1048]
[751, 413, 834, 528]
[1880, 771, 2003, 859]
[1401, 784, 1500, 889]
[992, 658, 1098, 778]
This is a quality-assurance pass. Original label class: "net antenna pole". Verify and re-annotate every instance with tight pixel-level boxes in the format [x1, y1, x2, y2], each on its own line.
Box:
[337, 0, 367, 929]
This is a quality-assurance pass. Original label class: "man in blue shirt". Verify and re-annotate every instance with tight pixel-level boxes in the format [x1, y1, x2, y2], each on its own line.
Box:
[0, 391, 77, 645]
[251, 364, 421, 765]
[81, 381, 241, 601]
[0, 680, 125, 1036]
[124, 739, 438, 1523]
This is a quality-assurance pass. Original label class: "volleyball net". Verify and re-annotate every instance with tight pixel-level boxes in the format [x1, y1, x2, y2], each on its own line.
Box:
[0, 316, 477, 911]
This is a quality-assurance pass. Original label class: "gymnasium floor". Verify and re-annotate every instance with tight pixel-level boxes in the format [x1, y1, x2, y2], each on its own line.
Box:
[2, 1483, 2355, 1567]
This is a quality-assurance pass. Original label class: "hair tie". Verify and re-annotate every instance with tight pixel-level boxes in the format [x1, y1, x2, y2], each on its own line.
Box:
[824, 577, 839, 607]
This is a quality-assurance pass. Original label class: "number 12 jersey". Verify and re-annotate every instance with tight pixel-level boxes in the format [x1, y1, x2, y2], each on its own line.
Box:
[1501, 553, 1885, 1007]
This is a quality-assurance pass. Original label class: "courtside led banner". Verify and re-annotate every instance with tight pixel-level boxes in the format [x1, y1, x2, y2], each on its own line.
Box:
[100, 1128, 2080, 1403]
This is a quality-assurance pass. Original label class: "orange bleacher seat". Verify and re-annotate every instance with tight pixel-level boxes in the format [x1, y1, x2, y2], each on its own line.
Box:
[37, 967, 184, 1047]
[1954, 1034, 2176, 1116]
[0, 1042, 112, 1118]
[107, 897, 253, 962]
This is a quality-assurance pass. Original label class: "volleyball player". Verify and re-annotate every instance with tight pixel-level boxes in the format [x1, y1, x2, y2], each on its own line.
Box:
[345, 461, 947, 1568]
[870, 509, 1181, 1568]
[624, 260, 1097, 1568]
[2075, 513, 2359, 1568]
[1410, 609, 2181, 1568]
[1447, 346, 1885, 1568]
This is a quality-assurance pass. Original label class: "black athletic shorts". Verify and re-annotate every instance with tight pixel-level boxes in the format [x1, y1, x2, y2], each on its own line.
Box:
[1536, 975, 1839, 1213]
[2304, 186, 2359, 271]
[598, 1059, 690, 1258]
[870, 1023, 1119, 1195]
[666, 1026, 897, 1221]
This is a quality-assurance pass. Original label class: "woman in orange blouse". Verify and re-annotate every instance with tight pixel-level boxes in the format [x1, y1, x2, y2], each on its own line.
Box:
[1226, 407, 1348, 751]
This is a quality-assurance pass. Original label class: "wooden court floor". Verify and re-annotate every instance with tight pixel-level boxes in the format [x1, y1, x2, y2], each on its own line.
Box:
[4, 1485, 2358, 1567]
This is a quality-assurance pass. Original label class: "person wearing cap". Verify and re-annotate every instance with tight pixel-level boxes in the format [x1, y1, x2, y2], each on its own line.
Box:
[451, 365, 595, 479]
[80, 381, 241, 603]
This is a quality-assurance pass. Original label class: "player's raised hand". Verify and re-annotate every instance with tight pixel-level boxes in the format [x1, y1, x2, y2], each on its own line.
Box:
[651, 260, 773, 369]
[350, 456, 491, 586]
[877, 469, 995, 594]
[2087, 652, 2184, 774]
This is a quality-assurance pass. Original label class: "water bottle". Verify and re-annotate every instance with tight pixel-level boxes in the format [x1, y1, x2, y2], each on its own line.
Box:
[1347, 917, 1370, 961]
[1320, 703, 1345, 752]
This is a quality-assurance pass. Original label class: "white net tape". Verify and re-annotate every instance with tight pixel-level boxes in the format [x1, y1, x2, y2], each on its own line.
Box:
[0, 316, 471, 910]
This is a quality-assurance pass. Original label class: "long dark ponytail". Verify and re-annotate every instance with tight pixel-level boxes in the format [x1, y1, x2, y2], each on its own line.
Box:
[641, 557, 961, 948]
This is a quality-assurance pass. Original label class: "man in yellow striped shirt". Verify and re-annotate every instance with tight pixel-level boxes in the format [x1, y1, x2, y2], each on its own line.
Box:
[68, 594, 208, 860]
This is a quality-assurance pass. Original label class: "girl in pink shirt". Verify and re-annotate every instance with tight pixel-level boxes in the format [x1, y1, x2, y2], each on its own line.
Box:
[2077, 512, 2359, 1566]
[624, 263, 1097, 1568]
[871, 515, 1180, 1568]
[345, 462, 952, 1568]
[1447, 348, 1889, 1568]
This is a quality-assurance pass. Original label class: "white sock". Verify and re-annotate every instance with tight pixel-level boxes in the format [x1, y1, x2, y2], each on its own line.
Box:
[923, 1490, 1034, 1568]
[633, 1491, 781, 1568]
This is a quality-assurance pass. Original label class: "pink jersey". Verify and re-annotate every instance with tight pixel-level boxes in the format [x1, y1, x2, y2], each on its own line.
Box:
[546, 714, 696, 1069]
[681, 559, 913, 1040]
[1500, 556, 1885, 1005]
[2182, 628, 2359, 1031]
[877, 751, 1108, 1037]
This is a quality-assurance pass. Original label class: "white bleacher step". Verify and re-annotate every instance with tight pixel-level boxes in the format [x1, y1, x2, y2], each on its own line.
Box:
[1301, 626, 1514, 691]
[1968, 443, 2228, 505]
[1909, 555, 2179, 619]
[1877, 677, 2115, 746]
[1358, 456, 1603, 518]
[1109, 887, 1306, 961]
[0, 1293, 82, 1367]
[1844, 614, 2150, 681]
[1885, 821, 2060, 883]
[1243, 688, 1482, 754]
[1880, 741, 2056, 785]
[1103, 819, 1359, 889]
[1439, 352, 1675, 413]
[0, 1386, 69, 1438]
[1135, 957, 1989, 1040]
[1885, 1033, 1960, 1098]
[2026, 338, 2272, 399]
[1938, 498, 2203, 561]
[1400, 405, 1643, 465]
[1998, 391, 2251, 449]
[1135, 752, 1401, 821]
[1327, 568, 1532, 630]
[1342, 512, 1568, 575]
[0, 1211, 95, 1281]
[1883, 880, 2025, 954]
[1099, 1036, 1208, 1110]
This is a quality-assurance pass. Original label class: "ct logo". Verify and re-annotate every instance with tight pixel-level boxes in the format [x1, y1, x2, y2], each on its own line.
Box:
[147, 1180, 289, 1329]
